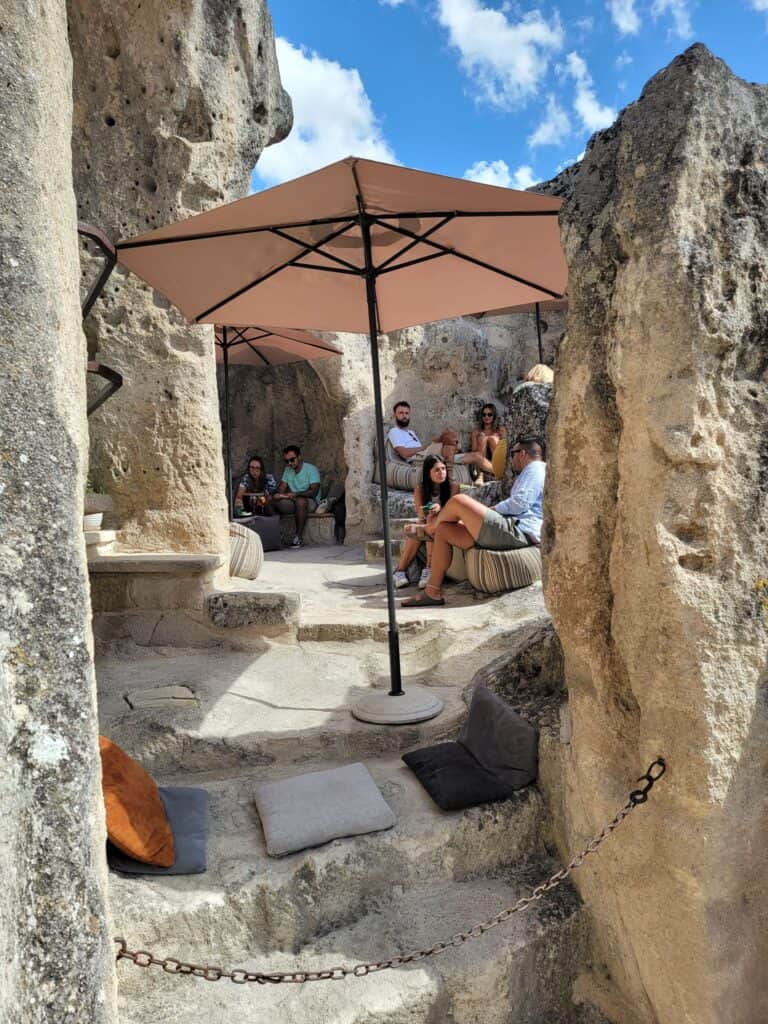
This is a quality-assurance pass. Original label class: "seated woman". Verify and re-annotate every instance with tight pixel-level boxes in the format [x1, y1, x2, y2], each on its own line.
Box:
[393, 454, 459, 591]
[444, 403, 506, 480]
[234, 455, 278, 515]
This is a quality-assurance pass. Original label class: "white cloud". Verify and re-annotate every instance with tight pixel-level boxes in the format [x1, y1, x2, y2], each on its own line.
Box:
[575, 16, 595, 33]
[435, 0, 564, 109]
[528, 94, 572, 148]
[748, 0, 768, 9]
[650, 0, 694, 37]
[463, 159, 537, 190]
[607, 0, 641, 35]
[254, 38, 397, 187]
[565, 52, 617, 133]
[554, 149, 586, 174]
[379, 0, 407, 6]
[615, 50, 634, 69]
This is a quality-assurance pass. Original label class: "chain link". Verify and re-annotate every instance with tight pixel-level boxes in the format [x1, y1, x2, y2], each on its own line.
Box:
[115, 757, 666, 987]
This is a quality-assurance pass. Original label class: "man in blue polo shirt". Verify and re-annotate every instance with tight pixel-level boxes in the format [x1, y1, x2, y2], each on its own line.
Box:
[401, 436, 546, 607]
[273, 444, 321, 548]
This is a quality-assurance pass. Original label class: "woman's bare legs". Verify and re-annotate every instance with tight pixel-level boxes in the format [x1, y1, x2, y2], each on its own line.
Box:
[454, 450, 494, 475]
[395, 535, 422, 573]
[404, 494, 488, 604]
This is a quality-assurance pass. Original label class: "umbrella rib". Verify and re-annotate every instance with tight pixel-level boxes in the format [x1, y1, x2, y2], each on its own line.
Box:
[376, 213, 456, 272]
[117, 215, 359, 250]
[292, 262, 359, 275]
[194, 221, 357, 322]
[270, 226, 361, 272]
[369, 215, 564, 300]
[245, 341, 271, 366]
[378, 251, 447, 275]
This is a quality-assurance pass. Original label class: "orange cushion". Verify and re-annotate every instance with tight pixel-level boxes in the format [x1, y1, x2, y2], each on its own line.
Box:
[99, 737, 175, 867]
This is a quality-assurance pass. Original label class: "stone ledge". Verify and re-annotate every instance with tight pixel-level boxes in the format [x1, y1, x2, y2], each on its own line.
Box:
[88, 552, 224, 575]
[206, 589, 301, 629]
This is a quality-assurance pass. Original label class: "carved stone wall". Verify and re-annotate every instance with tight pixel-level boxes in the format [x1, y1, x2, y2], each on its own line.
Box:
[0, 1, 117, 1019]
[543, 45, 768, 1024]
[68, 0, 292, 556]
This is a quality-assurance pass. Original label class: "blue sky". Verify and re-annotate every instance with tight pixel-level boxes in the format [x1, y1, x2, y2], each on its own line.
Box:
[252, 0, 768, 192]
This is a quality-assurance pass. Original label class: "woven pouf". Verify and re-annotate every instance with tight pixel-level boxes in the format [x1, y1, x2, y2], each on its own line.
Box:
[229, 521, 264, 580]
[465, 545, 542, 594]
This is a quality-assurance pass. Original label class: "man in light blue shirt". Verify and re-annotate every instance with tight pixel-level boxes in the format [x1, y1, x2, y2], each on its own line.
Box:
[273, 444, 321, 548]
[401, 437, 546, 607]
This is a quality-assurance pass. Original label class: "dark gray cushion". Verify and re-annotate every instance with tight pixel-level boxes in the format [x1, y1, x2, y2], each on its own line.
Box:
[254, 763, 395, 857]
[107, 787, 209, 875]
[402, 742, 515, 811]
[458, 684, 538, 789]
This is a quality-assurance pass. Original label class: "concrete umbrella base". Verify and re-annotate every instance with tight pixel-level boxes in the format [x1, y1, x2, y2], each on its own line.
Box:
[351, 687, 444, 725]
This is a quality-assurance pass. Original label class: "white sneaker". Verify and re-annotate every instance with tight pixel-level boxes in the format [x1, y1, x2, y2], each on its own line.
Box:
[419, 567, 431, 590]
[393, 570, 409, 589]
[291, 535, 303, 548]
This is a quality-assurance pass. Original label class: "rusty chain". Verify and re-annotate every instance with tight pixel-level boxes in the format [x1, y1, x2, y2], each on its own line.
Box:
[114, 757, 666, 986]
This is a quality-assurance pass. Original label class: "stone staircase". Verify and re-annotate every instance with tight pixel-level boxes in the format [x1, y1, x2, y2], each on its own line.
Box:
[98, 593, 601, 1023]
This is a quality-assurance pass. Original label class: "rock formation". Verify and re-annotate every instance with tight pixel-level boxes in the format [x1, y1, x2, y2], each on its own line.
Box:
[543, 45, 768, 1024]
[0, 2, 117, 1019]
[68, 1, 292, 558]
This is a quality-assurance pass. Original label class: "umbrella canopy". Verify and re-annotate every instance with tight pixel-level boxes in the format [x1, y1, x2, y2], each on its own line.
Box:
[117, 157, 566, 335]
[215, 324, 341, 367]
[117, 156, 567, 721]
[215, 325, 341, 516]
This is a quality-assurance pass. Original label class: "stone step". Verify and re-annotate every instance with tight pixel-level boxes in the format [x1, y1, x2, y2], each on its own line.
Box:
[115, 867, 586, 1024]
[108, 757, 547, 957]
[96, 643, 470, 776]
[364, 538, 406, 563]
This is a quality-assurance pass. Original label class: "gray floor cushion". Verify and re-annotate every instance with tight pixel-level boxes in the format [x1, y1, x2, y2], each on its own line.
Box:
[107, 787, 209, 875]
[403, 685, 538, 810]
[254, 763, 396, 857]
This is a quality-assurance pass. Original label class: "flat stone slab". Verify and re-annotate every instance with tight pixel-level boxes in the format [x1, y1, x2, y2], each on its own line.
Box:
[125, 685, 198, 710]
[96, 643, 469, 775]
[206, 589, 300, 629]
[89, 552, 224, 574]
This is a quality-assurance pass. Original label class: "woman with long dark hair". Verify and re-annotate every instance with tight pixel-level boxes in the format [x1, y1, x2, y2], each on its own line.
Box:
[393, 454, 459, 590]
[234, 454, 278, 515]
[442, 403, 507, 480]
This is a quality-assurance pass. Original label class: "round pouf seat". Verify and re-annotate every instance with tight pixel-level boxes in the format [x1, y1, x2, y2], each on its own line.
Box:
[465, 545, 542, 594]
[229, 521, 264, 580]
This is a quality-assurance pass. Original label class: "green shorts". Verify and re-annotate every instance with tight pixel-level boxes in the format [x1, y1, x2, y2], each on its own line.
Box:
[476, 509, 529, 551]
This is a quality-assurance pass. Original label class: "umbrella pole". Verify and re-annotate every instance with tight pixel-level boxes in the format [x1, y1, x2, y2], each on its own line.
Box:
[222, 328, 234, 518]
[364, 279, 403, 697]
[351, 208, 442, 726]
[535, 303, 544, 364]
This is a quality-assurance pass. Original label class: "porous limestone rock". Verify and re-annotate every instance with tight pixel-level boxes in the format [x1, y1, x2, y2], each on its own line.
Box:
[68, 1, 291, 559]
[543, 45, 768, 1024]
[0, 2, 116, 1019]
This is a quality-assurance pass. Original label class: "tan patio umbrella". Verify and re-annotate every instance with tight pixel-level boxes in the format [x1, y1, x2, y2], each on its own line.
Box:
[117, 156, 567, 724]
[216, 326, 341, 514]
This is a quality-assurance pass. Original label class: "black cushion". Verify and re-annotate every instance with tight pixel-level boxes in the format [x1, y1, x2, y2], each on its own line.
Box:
[402, 685, 539, 811]
[108, 786, 209, 875]
[402, 742, 516, 811]
[458, 684, 538, 789]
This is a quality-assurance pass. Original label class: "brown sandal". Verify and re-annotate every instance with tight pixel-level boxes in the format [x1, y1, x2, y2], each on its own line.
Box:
[401, 590, 445, 607]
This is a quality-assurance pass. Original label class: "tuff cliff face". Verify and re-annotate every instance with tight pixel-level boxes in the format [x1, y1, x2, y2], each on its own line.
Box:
[0, 1, 117, 1019]
[68, 0, 292, 555]
[543, 44, 768, 1024]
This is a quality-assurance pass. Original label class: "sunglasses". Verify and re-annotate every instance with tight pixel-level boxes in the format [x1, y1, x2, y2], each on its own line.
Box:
[510, 447, 524, 455]
[482, 412, 494, 417]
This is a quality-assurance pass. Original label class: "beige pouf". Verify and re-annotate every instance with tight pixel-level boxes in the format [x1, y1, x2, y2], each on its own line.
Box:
[229, 521, 264, 580]
[465, 545, 542, 594]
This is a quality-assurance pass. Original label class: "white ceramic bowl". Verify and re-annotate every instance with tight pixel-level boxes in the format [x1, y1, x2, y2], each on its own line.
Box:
[83, 512, 103, 531]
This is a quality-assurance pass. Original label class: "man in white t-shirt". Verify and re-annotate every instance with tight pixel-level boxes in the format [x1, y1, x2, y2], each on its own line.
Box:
[387, 400, 460, 465]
